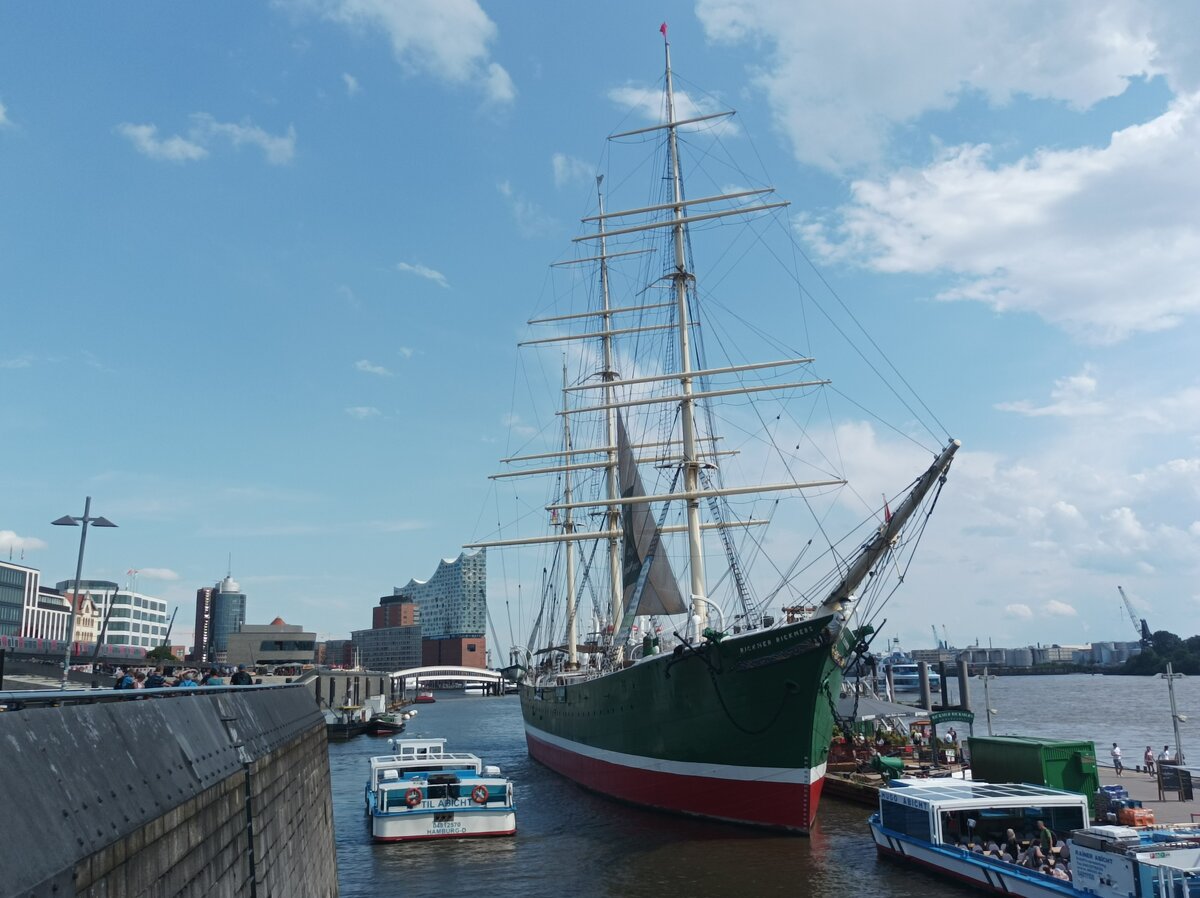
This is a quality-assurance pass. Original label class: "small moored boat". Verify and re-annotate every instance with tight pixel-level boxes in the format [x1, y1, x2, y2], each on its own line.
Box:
[365, 737, 516, 842]
[366, 712, 407, 737]
[414, 690, 435, 704]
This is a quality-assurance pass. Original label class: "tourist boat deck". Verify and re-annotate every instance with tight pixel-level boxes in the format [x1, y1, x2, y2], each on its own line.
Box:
[869, 778, 1200, 897]
[364, 737, 515, 842]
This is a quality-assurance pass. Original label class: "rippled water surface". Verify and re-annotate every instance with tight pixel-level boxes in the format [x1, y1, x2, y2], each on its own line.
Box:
[331, 674, 1200, 897]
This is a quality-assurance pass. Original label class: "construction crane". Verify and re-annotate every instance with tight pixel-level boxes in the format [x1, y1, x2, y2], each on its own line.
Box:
[1117, 585, 1154, 647]
[930, 624, 941, 649]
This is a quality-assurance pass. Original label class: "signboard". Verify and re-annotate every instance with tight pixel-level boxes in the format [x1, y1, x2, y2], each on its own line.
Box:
[1160, 764, 1194, 800]
[1072, 845, 1137, 896]
[930, 709, 976, 725]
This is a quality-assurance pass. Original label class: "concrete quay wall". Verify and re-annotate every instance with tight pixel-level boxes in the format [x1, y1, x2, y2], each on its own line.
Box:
[0, 685, 337, 898]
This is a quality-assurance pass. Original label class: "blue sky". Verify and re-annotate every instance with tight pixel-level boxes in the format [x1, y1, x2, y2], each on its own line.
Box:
[2, 1, 1198, 654]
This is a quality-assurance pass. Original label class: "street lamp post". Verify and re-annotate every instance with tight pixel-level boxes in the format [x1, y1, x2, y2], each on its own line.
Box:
[52, 496, 117, 688]
[1163, 661, 1186, 764]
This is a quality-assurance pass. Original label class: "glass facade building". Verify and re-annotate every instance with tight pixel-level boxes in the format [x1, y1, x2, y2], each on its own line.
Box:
[352, 624, 422, 672]
[0, 561, 37, 637]
[393, 549, 486, 639]
[209, 575, 246, 661]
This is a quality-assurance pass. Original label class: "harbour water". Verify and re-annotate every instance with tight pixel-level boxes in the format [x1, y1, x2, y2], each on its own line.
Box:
[330, 674, 1200, 897]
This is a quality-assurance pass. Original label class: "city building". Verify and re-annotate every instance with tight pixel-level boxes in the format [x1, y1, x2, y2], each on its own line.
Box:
[55, 579, 169, 650]
[224, 618, 316, 668]
[192, 585, 214, 663]
[0, 560, 38, 638]
[22, 585, 98, 642]
[208, 575, 247, 664]
[392, 549, 487, 668]
[320, 639, 355, 668]
[351, 622, 421, 672]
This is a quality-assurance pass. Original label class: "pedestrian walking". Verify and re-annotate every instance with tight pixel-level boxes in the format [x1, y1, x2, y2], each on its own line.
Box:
[1144, 746, 1156, 776]
[1111, 742, 1123, 775]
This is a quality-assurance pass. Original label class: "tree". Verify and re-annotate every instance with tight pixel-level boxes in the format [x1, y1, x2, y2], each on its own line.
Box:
[145, 645, 179, 663]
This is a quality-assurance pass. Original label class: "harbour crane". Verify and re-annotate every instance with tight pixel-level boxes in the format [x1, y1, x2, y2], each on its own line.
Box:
[930, 624, 941, 650]
[1117, 585, 1154, 647]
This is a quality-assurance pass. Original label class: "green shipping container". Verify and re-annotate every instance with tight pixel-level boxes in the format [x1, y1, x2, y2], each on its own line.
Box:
[967, 736, 1099, 816]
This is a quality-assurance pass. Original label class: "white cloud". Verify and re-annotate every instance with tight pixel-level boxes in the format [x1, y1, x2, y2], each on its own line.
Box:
[117, 123, 208, 162]
[997, 367, 1107, 417]
[552, 153, 594, 189]
[289, 0, 514, 104]
[1045, 599, 1078, 616]
[137, 567, 180, 581]
[396, 261, 449, 289]
[1006, 603, 1034, 620]
[804, 90, 1200, 342]
[0, 99, 10, 128]
[483, 62, 515, 105]
[342, 72, 360, 96]
[696, 1, 1178, 172]
[0, 530, 47, 552]
[118, 115, 295, 165]
[607, 85, 738, 136]
[190, 114, 296, 164]
[502, 412, 536, 438]
[397, 346, 414, 359]
[1, 356, 32, 368]
[355, 359, 392, 376]
[497, 180, 555, 237]
[345, 406, 380, 418]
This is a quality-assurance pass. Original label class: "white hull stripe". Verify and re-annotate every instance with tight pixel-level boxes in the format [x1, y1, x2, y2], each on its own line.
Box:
[525, 723, 825, 785]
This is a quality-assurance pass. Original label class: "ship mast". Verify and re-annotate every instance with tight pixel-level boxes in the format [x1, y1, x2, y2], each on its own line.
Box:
[662, 35, 708, 631]
[561, 363, 579, 668]
[596, 177, 623, 640]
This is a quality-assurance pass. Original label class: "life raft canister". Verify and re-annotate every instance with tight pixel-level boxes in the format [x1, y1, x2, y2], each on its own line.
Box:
[471, 785, 489, 804]
[405, 788, 423, 808]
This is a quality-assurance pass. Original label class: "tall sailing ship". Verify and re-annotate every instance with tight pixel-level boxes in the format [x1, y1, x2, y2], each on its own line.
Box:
[468, 33, 959, 834]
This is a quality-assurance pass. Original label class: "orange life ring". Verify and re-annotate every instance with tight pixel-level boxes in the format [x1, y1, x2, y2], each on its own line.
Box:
[405, 788, 423, 808]
[471, 785, 489, 804]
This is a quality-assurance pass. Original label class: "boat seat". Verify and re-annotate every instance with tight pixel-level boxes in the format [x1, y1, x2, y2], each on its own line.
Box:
[383, 770, 399, 781]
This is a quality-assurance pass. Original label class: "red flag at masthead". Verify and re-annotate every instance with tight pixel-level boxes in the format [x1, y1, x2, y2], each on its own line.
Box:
[660, 22, 668, 38]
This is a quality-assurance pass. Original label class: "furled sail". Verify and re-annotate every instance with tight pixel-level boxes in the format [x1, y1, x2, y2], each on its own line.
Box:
[617, 413, 688, 617]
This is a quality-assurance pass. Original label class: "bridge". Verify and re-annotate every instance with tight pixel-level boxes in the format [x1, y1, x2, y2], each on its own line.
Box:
[390, 665, 506, 690]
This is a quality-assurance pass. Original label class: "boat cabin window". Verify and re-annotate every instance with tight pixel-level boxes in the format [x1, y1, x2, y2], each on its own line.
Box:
[938, 806, 1085, 847]
[880, 797, 931, 842]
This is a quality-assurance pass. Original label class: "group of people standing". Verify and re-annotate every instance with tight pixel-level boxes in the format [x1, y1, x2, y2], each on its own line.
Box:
[1110, 742, 1177, 775]
[112, 664, 256, 689]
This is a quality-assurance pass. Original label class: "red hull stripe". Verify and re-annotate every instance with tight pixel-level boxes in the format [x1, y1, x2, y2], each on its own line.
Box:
[527, 729, 824, 831]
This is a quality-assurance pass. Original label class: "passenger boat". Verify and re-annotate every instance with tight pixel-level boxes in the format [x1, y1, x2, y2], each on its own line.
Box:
[364, 738, 516, 842]
[466, 29, 959, 834]
[414, 690, 435, 704]
[869, 778, 1200, 896]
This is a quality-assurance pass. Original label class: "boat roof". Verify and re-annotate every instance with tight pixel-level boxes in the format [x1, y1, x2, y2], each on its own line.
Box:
[883, 780, 1088, 811]
[367, 737, 485, 778]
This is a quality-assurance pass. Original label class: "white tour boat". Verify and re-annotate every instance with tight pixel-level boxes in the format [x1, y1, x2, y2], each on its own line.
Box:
[364, 738, 516, 842]
[869, 778, 1200, 897]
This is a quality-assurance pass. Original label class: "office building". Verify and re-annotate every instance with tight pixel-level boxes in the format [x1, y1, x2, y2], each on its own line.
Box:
[209, 575, 247, 663]
[192, 585, 214, 662]
[224, 617, 315, 668]
[0, 560, 38, 638]
[55, 579, 169, 649]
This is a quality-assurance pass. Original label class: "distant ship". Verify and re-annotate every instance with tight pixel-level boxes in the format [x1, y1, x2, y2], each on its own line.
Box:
[881, 650, 942, 694]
